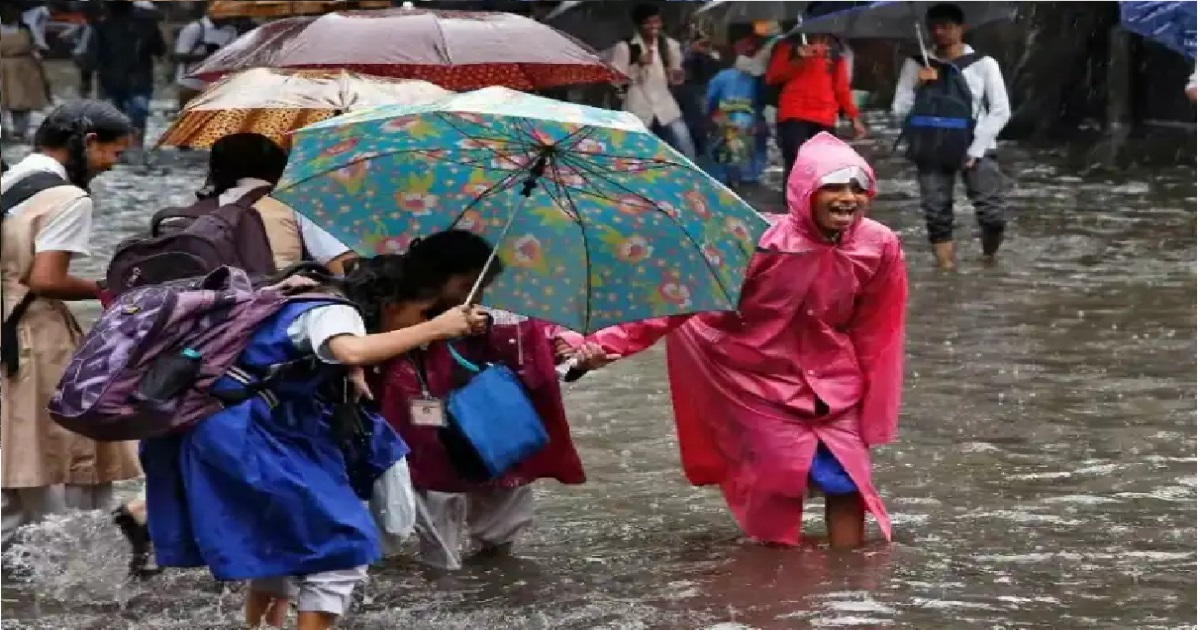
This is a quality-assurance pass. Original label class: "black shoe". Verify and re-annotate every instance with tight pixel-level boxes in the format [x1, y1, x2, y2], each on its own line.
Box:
[112, 506, 162, 579]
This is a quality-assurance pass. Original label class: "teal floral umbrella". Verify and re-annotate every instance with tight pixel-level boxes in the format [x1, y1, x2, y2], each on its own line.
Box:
[274, 86, 769, 333]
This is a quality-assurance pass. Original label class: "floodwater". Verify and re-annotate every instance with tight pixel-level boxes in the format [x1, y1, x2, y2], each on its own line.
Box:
[1, 101, 1195, 629]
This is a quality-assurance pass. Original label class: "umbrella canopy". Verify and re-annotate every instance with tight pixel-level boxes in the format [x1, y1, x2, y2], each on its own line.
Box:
[1119, 1, 1197, 59]
[273, 87, 769, 333]
[188, 7, 626, 91]
[206, 1, 393, 19]
[793, 1, 1015, 39]
[156, 68, 451, 149]
[697, 1, 807, 25]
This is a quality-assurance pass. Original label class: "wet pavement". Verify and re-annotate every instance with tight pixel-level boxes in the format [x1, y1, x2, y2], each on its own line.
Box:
[1, 96, 1196, 628]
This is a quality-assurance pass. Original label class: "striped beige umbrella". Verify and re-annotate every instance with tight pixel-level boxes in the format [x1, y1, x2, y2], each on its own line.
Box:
[156, 68, 451, 149]
[205, 1, 393, 20]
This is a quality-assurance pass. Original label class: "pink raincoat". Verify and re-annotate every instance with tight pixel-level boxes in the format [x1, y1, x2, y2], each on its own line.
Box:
[585, 133, 907, 545]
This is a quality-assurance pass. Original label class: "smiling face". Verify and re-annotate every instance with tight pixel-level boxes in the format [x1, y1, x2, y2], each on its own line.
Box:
[810, 181, 869, 237]
[638, 14, 663, 40]
[84, 132, 134, 179]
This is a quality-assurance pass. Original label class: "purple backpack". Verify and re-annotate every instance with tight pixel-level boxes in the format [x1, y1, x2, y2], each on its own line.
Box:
[105, 188, 277, 297]
[49, 266, 338, 442]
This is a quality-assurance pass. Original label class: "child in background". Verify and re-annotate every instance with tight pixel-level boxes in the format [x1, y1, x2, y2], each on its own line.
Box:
[705, 37, 770, 187]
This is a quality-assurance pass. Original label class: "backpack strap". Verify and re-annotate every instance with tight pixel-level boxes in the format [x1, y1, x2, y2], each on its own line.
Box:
[149, 197, 220, 236]
[950, 52, 984, 70]
[213, 294, 355, 409]
[1, 171, 75, 376]
[911, 52, 984, 70]
[1, 172, 72, 215]
[149, 186, 272, 237]
[657, 33, 672, 70]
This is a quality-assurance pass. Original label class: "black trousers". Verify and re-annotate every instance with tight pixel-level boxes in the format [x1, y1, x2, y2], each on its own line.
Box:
[777, 119, 834, 203]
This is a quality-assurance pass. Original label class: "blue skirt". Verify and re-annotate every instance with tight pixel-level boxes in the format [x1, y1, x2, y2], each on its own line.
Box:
[808, 442, 857, 496]
[142, 394, 407, 581]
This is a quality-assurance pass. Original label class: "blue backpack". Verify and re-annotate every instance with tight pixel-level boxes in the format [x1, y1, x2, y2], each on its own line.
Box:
[899, 53, 983, 171]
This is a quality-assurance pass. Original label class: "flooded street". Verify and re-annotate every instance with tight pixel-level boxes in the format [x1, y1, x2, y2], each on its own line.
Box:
[2, 103, 1195, 629]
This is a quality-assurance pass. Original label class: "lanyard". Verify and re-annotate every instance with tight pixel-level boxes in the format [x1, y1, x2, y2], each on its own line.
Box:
[406, 350, 432, 398]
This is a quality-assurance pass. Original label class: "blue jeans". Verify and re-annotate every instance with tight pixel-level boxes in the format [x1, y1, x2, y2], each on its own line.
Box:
[651, 117, 697, 160]
[107, 89, 151, 132]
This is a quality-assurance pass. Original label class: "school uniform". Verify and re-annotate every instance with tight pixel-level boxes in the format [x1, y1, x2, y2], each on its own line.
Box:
[892, 45, 1011, 244]
[1, 155, 141, 547]
[141, 300, 407, 616]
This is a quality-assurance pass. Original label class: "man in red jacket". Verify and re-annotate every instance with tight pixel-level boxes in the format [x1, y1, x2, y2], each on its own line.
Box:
[766, 33, 867, 201]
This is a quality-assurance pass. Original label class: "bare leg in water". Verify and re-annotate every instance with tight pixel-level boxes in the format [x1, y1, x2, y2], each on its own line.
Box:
[245, 591, 339, 630]
[244, 590, 290, 628]
[825, 492, 866, 549]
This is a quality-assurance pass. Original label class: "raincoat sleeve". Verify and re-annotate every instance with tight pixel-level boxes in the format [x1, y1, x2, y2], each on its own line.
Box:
[848, 238, 908, 446]
[545, 324, 584, 350]
[586, 315, 694, 359]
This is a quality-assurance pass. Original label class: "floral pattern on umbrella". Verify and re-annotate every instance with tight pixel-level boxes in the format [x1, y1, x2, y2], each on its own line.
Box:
[276, 87, 769, 333]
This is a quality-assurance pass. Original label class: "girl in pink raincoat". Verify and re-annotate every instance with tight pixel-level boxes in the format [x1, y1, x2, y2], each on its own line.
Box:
[569, 132, 907, 548]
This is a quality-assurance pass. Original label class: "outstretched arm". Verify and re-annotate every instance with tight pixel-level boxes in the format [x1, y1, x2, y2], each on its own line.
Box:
[587, 314, 694, 358]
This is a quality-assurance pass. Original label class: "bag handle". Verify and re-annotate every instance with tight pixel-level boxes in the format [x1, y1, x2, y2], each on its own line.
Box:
[445, 343, 481, 374]
[200, 266, 254, 293]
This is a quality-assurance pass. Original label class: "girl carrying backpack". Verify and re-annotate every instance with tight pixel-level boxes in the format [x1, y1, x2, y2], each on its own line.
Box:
[131, 236, 500, 629]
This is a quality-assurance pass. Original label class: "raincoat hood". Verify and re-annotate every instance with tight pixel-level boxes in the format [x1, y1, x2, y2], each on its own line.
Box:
[767, 132, 876, 250]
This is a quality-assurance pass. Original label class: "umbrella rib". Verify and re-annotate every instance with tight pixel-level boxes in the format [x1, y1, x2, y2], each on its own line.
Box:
[561, 158, 681, 176]
[550, 122, 601, 154]
[555, 153, 739, 310]
[434, 112, 537, 171]
[444, 165, 532, 233]
[539, 153, 593, 332]
[573, 152, 694, 170]
[280, 146, 519, 191]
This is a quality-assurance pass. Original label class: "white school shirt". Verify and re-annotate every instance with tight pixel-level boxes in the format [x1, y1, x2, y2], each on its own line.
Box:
[20, 5, 49, 51]
[606, 34, 685, 126]
[218, 177, 352, 265]
[890, 45, 1012, 159]
[288, 302, 366, 364]
[0, 154, 92, 256]
[174, 17, 239, 90]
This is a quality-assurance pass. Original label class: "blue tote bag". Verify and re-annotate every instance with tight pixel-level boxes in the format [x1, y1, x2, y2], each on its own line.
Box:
[443, 344, 549, 479]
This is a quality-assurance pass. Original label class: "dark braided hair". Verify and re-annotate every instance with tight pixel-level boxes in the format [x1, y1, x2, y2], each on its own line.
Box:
[33, 100, 134, 189]
[207, 133, 290, 197]
[338, 230, 500, 333]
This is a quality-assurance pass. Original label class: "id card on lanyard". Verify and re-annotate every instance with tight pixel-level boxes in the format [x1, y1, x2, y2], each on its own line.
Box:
[408, 350, 447, 428]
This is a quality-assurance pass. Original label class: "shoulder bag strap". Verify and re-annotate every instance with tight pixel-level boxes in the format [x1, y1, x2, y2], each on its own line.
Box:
[1, 171, 74, 376]
[445, 343, 482, 374]
[1, 172, 71, 215]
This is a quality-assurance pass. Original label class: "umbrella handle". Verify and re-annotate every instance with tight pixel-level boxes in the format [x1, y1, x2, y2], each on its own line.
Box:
[914, 21, 931, 67]
[462, 154, 550, 306]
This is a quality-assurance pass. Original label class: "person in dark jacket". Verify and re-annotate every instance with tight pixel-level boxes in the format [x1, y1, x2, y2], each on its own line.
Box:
[86, 0, 165, 148]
